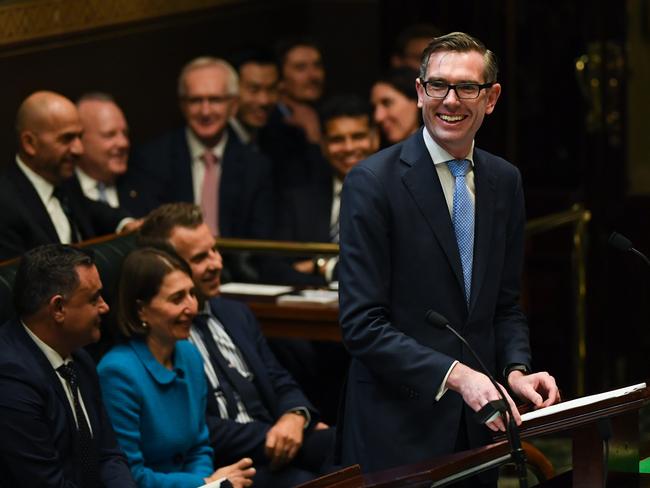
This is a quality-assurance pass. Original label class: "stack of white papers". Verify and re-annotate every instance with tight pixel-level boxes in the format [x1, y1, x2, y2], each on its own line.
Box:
[521, 382, 646, 422]
[277, 289, 338, 305]
[219, 282, 294, 296]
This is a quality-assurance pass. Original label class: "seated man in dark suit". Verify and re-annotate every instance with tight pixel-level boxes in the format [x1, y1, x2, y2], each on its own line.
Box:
[275, 94, 379, 283]
[130, 57, 273, 243]
[139, 203, 335, 488]
[0, 91, 137, 261]
[75, 92, 157, 218]
[0, 244, 135, 486]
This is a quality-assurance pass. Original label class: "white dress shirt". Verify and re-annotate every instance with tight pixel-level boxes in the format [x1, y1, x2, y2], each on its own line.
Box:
[16, 156, 72, 244]
[421, 127, 476, 401]
[185, 128, 227, 205]
[23, 323, 93, 435]
[75, 167, 120, 208]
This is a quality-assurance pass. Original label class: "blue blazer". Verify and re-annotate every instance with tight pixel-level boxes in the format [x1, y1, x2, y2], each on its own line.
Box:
[0, 319, 135, 487]
[338, 131, 532, 472]
[98, 339, 213, 488]
[203, 297, 318, 465]
[130, 126, 274, 239]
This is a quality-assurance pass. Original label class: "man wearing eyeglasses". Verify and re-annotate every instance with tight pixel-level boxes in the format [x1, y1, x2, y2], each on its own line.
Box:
[130, 57, 273, 261]
[338, 32, 559, 484]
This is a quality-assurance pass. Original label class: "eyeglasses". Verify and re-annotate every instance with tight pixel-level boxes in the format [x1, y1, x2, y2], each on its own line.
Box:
[182, 95, 234, 108]
[421, 80, 494, 100]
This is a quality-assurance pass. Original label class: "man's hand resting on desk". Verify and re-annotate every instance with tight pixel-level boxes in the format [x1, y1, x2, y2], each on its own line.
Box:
[507, 370, 560, 410]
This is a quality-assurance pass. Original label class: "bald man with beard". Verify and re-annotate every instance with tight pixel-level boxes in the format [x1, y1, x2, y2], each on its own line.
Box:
[0, 91, 136, 261]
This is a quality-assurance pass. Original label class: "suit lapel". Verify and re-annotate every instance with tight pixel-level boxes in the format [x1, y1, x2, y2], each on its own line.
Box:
[469, 150, 496, 313]
[219, 131, 246, 235]
[175, 129, 195, 202]
[9, 163, 60, 242]
[400, 135, 466, 298]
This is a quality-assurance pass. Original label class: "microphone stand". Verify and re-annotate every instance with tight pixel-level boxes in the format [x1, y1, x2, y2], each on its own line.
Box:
[426, 310, 528, 488]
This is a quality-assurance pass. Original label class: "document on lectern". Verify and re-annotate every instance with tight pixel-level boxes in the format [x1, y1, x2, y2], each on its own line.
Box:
[521, 382, 647, 423]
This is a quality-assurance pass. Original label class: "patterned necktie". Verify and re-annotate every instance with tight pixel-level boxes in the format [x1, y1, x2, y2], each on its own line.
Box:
[96, 182, 109, 204]
[447, 159, 474, 306]
[56, 361, 100, 486]
[201, 150, 220, 237]
[329, 188, 341, 243]
[52, 186, 81, 243]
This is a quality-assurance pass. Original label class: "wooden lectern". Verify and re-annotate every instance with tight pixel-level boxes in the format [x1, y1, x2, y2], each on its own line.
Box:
[297, 385, 650, 487]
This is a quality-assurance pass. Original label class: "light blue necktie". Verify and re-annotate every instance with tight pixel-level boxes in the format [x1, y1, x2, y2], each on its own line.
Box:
[96, 182, 109, 204]
[447, 159, 474, 306]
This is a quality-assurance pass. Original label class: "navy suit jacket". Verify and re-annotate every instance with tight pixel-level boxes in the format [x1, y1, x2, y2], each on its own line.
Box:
[202, 297, 318, 465]
[338, 131, 532, 472]
[0, 319, 135, 486]
[130, 127, 274, 239]
[0, 161, 129, 261]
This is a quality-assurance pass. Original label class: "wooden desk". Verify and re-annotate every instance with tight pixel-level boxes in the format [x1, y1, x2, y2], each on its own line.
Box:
[222, 294, 341, 342]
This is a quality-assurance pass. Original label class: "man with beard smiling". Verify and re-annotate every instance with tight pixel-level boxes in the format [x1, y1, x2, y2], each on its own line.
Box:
[0, 91, 134, 261]
[338, 32, 559, 485]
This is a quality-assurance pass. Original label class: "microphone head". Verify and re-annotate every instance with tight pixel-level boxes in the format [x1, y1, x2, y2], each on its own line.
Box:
[609, 232, 633, 252]
[425, 310, 449, 329]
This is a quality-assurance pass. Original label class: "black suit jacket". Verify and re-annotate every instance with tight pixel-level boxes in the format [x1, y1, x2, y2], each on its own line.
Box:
[0, 319, 135, 486]
[338, 131, 532, 471]
[202, 297, 318, 464]
[0, 161, 129, 261]
[130, 127, 274, 239]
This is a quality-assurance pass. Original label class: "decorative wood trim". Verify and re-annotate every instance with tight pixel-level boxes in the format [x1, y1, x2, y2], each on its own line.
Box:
[0, 0, 236, 47]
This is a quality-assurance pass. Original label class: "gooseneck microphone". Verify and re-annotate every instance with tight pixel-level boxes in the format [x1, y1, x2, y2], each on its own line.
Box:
[608, 231, 650, 267]
[425, 310, 528, 488]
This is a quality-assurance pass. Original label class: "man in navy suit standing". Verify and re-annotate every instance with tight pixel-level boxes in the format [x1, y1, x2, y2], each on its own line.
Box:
[0, 244, 135, 486]
[139, 203, 335, 488]
[338, 32, 560, 483]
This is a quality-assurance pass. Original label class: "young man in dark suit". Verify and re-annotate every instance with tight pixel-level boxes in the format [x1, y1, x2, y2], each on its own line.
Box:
[139, 203, 335, 488]
[338, 32, 560, 483]
[0, 244, 135, 486]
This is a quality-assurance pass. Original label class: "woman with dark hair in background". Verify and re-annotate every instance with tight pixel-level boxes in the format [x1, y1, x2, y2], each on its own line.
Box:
[98, 247, 255, 488]
[370, 67, 422, 146]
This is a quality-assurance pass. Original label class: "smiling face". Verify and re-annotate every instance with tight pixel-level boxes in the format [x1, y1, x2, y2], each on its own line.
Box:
[169, 223, 223, 299]
[238, 62, 279, 129]
[281, 45, 325, 103]
[322, 115, 378, 179]
[416, 49, 501, 159]
[138, 269, 197, 346]
[21, 95, 83, 185]
[371, 82, 420, 144]
[179, 65, 238, 147]
[77, 99, 129, 184]
[59, 264, 109, 349]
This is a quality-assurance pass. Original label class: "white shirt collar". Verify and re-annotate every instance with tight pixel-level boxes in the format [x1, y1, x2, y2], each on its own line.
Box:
[22, 321, 69, 370]
[421, 127, 474, 167]
[16, 155, 56, 204]
[75, 167, 102, 194]
[185, 127, 228, 161]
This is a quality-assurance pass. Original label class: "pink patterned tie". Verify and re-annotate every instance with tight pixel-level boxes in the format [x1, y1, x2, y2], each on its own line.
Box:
[201, 150, 220, 236]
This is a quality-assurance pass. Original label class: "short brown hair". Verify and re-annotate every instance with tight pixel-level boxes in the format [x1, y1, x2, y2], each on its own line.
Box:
[116, 247, 192, 339]
[419, 31, 498, 84]
[138, 203, 204, 247]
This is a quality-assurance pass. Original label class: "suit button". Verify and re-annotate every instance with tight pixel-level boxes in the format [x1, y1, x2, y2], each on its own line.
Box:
[173, 453, 184, 464]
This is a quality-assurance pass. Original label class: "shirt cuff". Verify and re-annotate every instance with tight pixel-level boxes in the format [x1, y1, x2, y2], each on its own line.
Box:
[324, 257, 339, 283]
[287, 407, 312, 430]
[435, 360, 459, 402]
[116, 217, 135, 233]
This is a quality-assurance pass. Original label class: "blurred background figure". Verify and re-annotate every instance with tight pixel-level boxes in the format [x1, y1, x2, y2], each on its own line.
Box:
[75, 93, 156, 218]
[390, 23, 442, 70]
[371, 67, 422, 147]
[230, 49, 280, 145]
